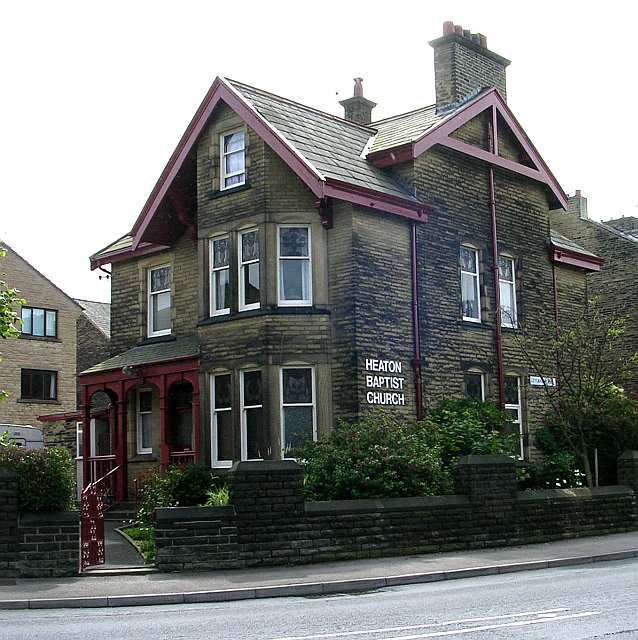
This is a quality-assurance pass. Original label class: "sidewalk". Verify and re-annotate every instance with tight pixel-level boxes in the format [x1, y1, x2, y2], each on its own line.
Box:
[1, 531, 637, 610]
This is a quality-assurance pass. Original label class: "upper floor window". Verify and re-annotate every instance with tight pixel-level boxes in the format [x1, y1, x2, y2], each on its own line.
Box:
[211, 373, 233, 468]
[239, 229, 260, 311]
[499, 256, 517, 328]
[148, 265, 172, 337]
[280, 367, 316, 458]
[210, 236, 230, 316]
[278, 226, 312, 306]
[220, 128, 246, 190]
[21, 307, 57, 338]
[464, 370, 485, 401]
[505, 375, 524, 459]
[460, 245, 481, 322]
[21, 368, 57, 401]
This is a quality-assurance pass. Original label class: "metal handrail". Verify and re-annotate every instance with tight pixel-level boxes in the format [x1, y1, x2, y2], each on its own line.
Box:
[82, 463, 121, 496]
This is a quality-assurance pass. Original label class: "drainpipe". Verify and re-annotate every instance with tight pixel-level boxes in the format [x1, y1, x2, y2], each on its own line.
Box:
[410, 222, 424, 420]
[488, 113, 506, 409]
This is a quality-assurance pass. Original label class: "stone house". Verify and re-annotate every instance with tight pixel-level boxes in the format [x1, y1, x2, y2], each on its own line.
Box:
[79, 22, 602, 501]
[551, 193, 638, 397]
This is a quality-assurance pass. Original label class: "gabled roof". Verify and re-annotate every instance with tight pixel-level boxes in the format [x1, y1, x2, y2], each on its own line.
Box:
[603, 217, 638, 242]
[75, 298, 111, 339]
[369, 104, 444, 154]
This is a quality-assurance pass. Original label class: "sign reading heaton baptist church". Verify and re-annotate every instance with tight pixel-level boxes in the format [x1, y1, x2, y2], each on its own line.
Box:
[364, 358, 405, 406]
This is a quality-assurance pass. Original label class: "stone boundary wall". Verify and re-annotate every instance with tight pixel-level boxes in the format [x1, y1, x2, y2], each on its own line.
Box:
[154, 455, 638, 572]
[0, 468, 18, 580]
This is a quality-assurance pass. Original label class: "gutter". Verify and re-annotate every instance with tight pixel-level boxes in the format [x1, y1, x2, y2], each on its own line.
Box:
[410, 223, 424, 419]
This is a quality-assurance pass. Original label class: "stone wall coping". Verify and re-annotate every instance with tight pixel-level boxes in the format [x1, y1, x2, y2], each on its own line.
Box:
[455, 455, 516, 466]
[516, 485, 634, 502]
[0, 467, 17, 480]
[231, 460, 302, 473]
[305, 494, 469, 515]
[619, 451, 638, 461]
[155, 505, 235, 522]
[19, 511, 79, 525]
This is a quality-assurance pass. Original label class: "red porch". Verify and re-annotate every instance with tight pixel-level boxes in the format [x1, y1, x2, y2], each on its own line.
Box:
[78, 347, 201, 503]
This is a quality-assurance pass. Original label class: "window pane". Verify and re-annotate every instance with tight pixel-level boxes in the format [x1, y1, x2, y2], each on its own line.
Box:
[139, 390, 152, 413]
[173, 413, 192, 450]
[505, 408, 520, 423]
[225, 174, 244, 188]
[505, 377, 519, 405]
[77, 425, 83, 458]
[150, 267, 171, 293]
[48, 372, 56, 400]
[216, 411, 233, 461]
[464, 373, 483, 400]
[243, 371, 262, 406]
[280, 260, 309, 302]
[500, 281, 515, 326]
[246, 407, 266, 459]
[212, 237, 230, 269]
[32, 308, 45, 336]
[283, 406, 314, 452]
[214, 375, 232, 410]
[461, 273, 479, 319]
[283, 368, 313, 404]
[153, 291, 171, 331]
[280, 227, 309, 257]
[224, 130, 244, 153]
[460, 247, 477, 272]
[241, 231, 259, 261]
[140, 413, 152, 450]
[499, 256, 513, 281]
[225, 150, 245, 175]
[21, 308, 31, 334]
[214, 269, 230, 311]
[45, 310, 57, 337]
[95, 418, 111, 456]
[243, 263, 260, 305]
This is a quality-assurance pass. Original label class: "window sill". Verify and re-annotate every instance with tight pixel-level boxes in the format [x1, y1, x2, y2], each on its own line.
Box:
[17, 398, 60, 405]
[19, 334, 60, 343]
[138, 334, 176, 346]
[208, 182, 251, 200]
[198, 305, 331, 326]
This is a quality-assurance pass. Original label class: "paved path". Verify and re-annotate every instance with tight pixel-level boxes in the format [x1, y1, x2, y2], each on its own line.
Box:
[1, 531, 637, 609]
[101, 521, 145, 569]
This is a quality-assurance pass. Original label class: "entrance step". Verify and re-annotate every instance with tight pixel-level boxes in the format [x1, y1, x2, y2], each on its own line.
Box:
[81, 566, 158, 577]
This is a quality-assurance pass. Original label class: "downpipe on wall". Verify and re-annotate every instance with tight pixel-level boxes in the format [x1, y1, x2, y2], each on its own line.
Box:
[410, 222, 424, 420]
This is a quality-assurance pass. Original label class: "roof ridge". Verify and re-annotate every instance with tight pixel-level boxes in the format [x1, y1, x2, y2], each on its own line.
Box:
[227, 78, 378, 135]
[74, 298, 110, 306]
[370, 104, 437, 125]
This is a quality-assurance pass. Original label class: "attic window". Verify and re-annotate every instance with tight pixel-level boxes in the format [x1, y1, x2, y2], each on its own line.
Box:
[220, 128, 246, 190]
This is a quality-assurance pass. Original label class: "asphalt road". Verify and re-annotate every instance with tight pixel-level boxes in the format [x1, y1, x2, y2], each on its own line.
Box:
[3, 558, 638, 640]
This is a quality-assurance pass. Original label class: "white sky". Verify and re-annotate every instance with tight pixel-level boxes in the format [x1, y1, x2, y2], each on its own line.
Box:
[1, 1, 636, 303]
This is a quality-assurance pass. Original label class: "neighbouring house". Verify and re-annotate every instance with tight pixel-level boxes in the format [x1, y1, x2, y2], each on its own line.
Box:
[551, 193, 638, 397]
[79, 22, 603, 502]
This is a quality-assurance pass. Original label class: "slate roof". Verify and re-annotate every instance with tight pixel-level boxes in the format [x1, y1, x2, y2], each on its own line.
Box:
[228, 79, 418, 202]
[75, 299, 111, 339]
[81, 335, 198, 375]
[550, 229, 600, 258]
[368, 105, 444, 154]
[604, 217, 638, 242]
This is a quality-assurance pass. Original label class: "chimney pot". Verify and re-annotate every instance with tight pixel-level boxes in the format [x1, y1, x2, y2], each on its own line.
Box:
[443, 21, 454, 35]
[454, 24, 463, 35]
[339, 77, 377, 125]
[353, 77, 364, 97]
[478, 33, 487, 48]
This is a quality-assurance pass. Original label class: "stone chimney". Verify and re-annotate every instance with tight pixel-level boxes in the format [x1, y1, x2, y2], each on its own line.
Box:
[429, 22, 511, 112]
[339, 78, 377, 125]
[567, 190, 588, 220]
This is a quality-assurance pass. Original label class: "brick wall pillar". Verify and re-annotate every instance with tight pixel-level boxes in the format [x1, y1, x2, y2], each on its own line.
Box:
[618, 451, 638, 493]
[0, 467, 18, 580]
[455, 455, 517, 502]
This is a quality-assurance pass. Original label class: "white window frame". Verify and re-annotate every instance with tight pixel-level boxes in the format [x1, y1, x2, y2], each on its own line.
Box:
[505, 375, 524, 459]
[209, 235, 231, 317]
[280, 366, 317, 459]
[219, 127, 246, 191]
[277, 225, 313, 307]
[147, 265, 172, 338]
[464, 370, 485, 401]
[240, 369, 264, 461]
[211, 373, 233, 469]
[76, 421, 83, 459]
[136, 389, 153, 455]
[499, 255, 518, 329]
[460, 245, 481, 323]
[238, 229, 260, 312]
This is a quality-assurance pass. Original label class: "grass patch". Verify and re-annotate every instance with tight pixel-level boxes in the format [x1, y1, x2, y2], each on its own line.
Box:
[123, 525, 156, 565]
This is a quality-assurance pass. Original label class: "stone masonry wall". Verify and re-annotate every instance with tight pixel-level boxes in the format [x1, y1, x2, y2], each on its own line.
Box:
[0, 469, 18, 580]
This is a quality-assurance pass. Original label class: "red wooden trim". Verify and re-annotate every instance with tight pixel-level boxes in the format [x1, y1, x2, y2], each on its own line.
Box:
[38, 410, 82, 422]
[367, 144, 413, 168]
[79, 355, 199, 384]
[552, 247, 603, 271]
[90, 242, 169, 270]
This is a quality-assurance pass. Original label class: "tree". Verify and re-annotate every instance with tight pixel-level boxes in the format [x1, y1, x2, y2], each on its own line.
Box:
[515, 299, 638, 487]
[0, 245, 26, 401]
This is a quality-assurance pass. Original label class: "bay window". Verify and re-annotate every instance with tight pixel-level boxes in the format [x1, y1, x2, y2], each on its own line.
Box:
[148, 265, 172, 337]
[499, 256, 517, 328]
[505, 375, 524, 458]
[280, 367, 316, 457]
[136, 390, 153, 454]
[278, 226, 312, 306]
[241, 370, 266, 460]
[211, 373, 234, 468]
[239, 229, 260, 311]
[210, 236, 230, 316]
[220, 128, 246, 190]
[460, 245, 481, 322]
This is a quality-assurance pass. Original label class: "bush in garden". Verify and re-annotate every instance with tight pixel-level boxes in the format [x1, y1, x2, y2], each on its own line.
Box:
[0, 446, 75, 512]
[294, 411, 452, 501]
[424, 398, 519, 467]
[519, 451, 586, 490]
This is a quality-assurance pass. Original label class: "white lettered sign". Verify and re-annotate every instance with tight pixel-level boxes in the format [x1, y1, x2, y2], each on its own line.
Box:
[529, 375, 557, 387]
[364, 358, 406, 406]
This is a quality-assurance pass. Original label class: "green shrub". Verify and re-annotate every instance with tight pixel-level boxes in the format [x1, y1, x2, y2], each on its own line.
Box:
[425, 398, 518, 467]
[124, 525, 156, 564]
[204, 484, 230, 507]
[294, 411, 452, 501]
[0, 446, 75, 512]
[521, 452, 586, 490]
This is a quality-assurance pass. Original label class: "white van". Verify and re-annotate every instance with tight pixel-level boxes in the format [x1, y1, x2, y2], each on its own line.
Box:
[0, 424, 44, 449]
